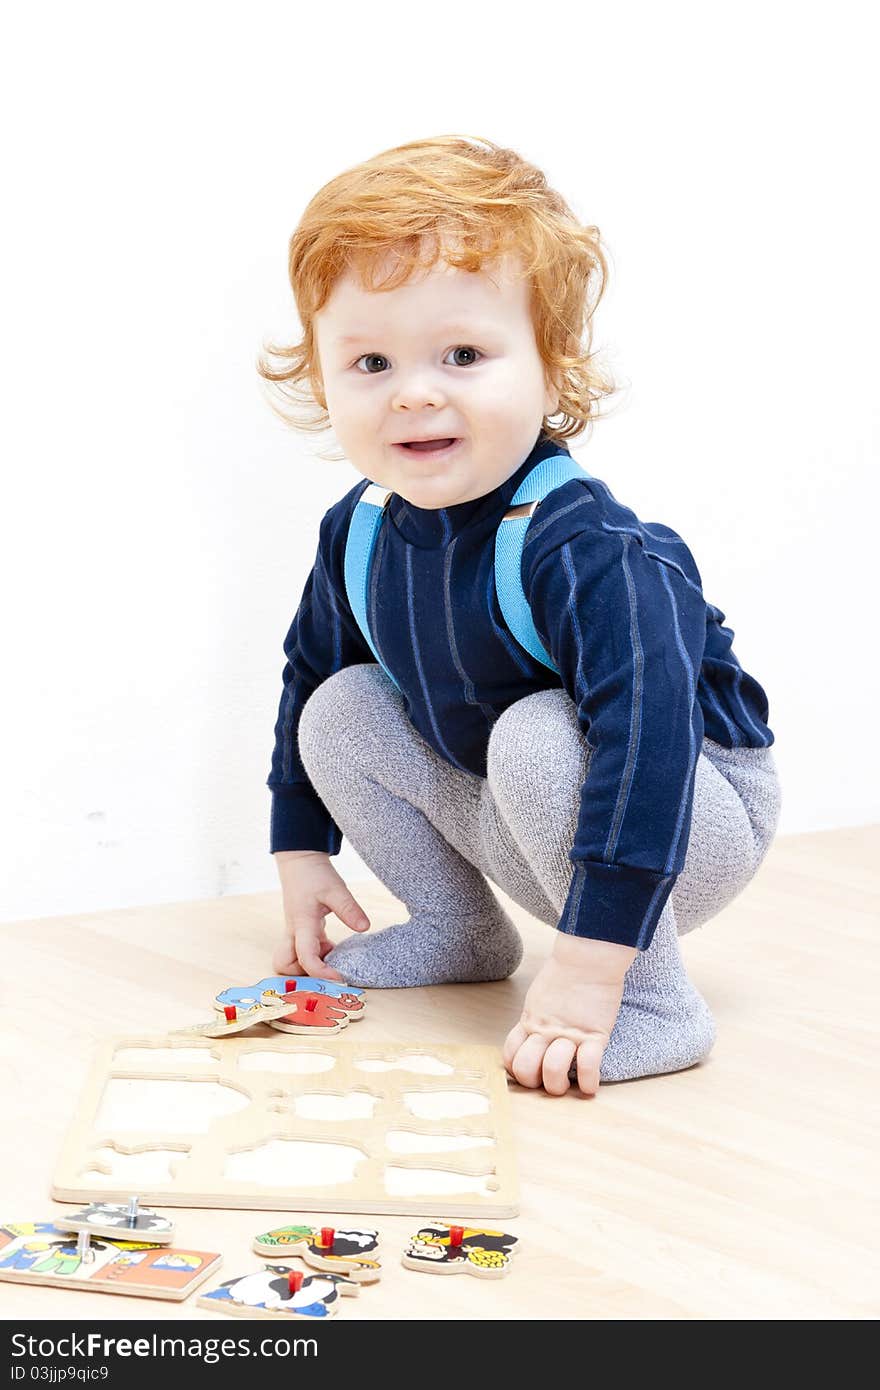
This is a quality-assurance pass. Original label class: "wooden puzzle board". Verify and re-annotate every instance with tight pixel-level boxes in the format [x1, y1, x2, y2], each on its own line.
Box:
[52, 1036, 518, 1218]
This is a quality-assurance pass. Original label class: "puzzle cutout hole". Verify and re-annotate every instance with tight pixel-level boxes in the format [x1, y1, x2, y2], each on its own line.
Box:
[224, 1138, 366, 1187]
[384, 1166, 500, 1197]
[356, 1055, 454, 1076]
[80, 1144, 188, 1185]
[385, 1130, 496, 1154]
[237, 1051, 336, 1075]
[95, 1079, 250, 1134]
[289, 1091, 378, 1122]
[402, 1090, 490, 1119]
[112, 1048, 216, 1071]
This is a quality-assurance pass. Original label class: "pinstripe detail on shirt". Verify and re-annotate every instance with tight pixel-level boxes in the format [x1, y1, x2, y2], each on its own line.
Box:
[405, 545, 464, 768]
[604, 535, 643, 861]
[561, 863, 587, 934]
[279, 680, 297, 783]
[522, 491, 595, 549]
[636, 879, 672, 949]
[366, 519, 395, 680]
[656, 561, 699, 873]
[560, 540, 589, 698]
[701, 674, 741, 743]
[278, 595, 312, 781]
[730, 666, 768, 743]
[443, 538, 496, 725]
[599, 523, 704, 598]
[485, 562, 535, 675]
[325, 581, 343, 674]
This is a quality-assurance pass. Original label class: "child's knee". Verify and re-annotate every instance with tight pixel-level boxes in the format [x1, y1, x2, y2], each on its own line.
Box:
[487, 688, 588, 801]
[298, 662, 391, 769]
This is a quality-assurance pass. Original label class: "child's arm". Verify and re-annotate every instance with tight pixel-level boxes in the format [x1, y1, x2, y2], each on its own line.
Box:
[502, 936, 636, 1096]
[267, 487, 377, 972]
[268, 494, 375, 860]
[522, 503, 706, 956]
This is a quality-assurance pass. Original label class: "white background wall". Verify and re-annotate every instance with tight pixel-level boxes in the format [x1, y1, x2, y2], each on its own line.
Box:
[2, 1, 877, 923]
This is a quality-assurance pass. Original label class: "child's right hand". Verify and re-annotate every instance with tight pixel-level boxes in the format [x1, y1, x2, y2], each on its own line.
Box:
[272, 850, 371, 980]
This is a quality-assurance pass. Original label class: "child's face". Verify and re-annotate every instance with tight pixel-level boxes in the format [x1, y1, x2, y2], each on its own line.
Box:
[313, 250, 559, 508]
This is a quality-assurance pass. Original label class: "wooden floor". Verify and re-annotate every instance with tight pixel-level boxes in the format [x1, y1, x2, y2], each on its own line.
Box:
[2, 825, 877, 1321]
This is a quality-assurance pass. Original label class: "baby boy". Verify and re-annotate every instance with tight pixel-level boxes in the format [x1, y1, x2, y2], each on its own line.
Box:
[262, 135, 781, 1096]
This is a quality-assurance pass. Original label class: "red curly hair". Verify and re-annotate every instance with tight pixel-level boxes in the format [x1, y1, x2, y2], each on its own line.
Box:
[258, 134, 616, 448]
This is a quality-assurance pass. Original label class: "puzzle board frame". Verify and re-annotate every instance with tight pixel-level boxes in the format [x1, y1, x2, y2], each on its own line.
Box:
[52, 1036, 519, 1218]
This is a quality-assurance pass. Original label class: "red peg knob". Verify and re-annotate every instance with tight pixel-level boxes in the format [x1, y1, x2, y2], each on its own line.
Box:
[320, 1227, 335, 1250]
[287, 1270, 304, 1294]
[305, 997, 317, 1013]
[449, 1225, 464, 1247]
[224, 1006, 236, 1023]
[285, 979, 297, 993]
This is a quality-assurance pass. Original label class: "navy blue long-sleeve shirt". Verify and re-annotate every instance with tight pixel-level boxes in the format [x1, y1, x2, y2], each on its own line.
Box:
[268, 431, 775, 950]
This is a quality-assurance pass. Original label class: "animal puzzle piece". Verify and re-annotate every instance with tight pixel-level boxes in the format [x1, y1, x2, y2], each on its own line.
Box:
[53, 1198, 174, 1243]
[268, 991, 363, 1035]
[198, 1265, 359, 1320]
[214, 977, 365, 1012]
[196, 977, 365, 1037]
[252, 1224, 381, 1283]
[172, 988, 303, 1038]
[402, 1221, 520, 1279]
[0, 1222, 220, 1300]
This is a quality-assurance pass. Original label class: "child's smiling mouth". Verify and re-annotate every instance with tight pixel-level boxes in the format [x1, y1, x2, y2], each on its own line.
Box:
[394, 438, 461, 457]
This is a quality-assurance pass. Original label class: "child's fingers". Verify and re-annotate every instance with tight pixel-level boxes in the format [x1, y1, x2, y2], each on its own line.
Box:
[502, 1022, 529, 1072]
[507, 1032, 549, 1090]
[541, 1038, 577, 1096]
[573, 1037, 604, 1097]
[325, 888, 371, 934]
[272, 940, 302, 975]
[294, 931, 345, 982]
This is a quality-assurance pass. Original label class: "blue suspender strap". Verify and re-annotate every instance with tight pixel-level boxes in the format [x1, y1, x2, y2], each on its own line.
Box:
[494, 455, 591, 673]
[342, 482, 402, 691]
[345, 454, 589, 688]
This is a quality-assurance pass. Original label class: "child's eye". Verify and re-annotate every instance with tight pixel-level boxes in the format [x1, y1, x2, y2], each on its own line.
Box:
[353, 346, 483, 374]
[354, 353, 390, 374]
[444, 346, 483, 367]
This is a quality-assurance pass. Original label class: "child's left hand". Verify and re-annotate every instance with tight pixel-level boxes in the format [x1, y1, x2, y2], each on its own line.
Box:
[502, 935, 636, 1096]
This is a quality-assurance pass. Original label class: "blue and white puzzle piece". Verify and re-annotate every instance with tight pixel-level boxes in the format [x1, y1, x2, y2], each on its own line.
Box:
[214, 976, 365, 1013]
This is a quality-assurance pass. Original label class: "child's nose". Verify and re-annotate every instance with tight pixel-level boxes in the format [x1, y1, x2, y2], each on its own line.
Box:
[391, 369, 448, 412]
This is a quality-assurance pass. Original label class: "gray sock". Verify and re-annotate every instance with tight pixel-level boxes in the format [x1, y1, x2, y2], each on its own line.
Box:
[597, 901, 716, 1082]
[325, 906, 523, 989]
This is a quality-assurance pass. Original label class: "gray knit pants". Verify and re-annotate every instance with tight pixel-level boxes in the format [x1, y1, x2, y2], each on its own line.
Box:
[297, 663, 782, 1081]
